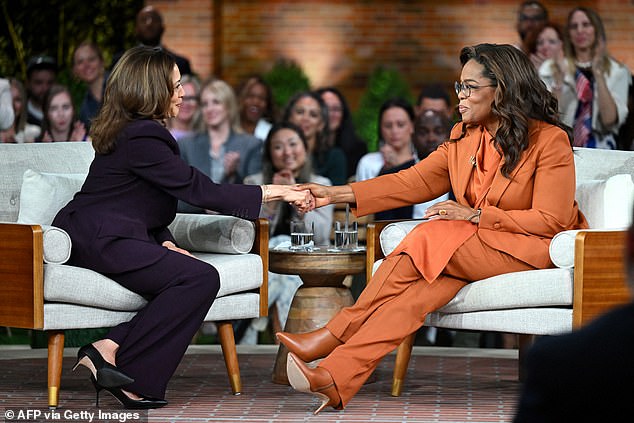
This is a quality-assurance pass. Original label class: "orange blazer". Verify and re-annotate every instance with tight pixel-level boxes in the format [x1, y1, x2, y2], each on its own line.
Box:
[351, 120, 588, 270]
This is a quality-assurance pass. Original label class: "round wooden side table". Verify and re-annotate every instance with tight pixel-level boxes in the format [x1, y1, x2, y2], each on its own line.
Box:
[269, 247, 366, 385]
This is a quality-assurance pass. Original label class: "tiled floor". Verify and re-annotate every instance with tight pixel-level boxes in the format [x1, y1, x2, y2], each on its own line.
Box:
[0, 345, 520, 423]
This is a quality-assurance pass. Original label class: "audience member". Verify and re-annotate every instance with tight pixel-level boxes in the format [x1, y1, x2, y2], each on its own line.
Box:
[241, 122, 335, 344]
[539, 7, 631, 149]
[37, 84, 88, 142]
[524, 22, 564, 70]
[25, 55, 57, 128]
[134, 6, 192, 75]
[514, 212, 634, 422]
[237, 75, 274, 141]
[411, 109, 452, 218]
[0, 78, 40, 143]
[415, 84, 453, 120]
[0, 78, 14, 131]
[515, 1, 548, 52]
[356, 97, 417, 220]
[278, 43, 587, 414]
[283, 91, 347, 185]
[72, 41, 107, 131]
[178, 78, 262, 213]
[316, 87, 367, 180]
[356, 97, 415, 183]
[167, 74, 201, 141]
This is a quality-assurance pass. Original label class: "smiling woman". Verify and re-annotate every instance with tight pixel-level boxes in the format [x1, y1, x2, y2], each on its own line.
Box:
[240, 121, 334, 344]
[72, 41, 107, 130]
[51, 45, 310, 410]
[176, 78, 263, 199]
[539, 7, 631, 150]
[276, 43, 588, 414]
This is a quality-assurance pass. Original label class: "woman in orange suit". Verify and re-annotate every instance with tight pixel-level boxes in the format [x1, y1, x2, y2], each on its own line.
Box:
[277, 43, 588, 414]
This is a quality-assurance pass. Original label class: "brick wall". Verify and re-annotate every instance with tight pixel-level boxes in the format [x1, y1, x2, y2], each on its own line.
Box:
[149, 0, 634, 109]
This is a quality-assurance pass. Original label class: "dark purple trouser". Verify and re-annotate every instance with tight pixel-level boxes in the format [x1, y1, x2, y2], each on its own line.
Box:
[106, 251, 219, 399]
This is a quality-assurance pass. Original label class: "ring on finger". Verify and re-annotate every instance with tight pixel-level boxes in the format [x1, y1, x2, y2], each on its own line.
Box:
[439, 209, 447, 216]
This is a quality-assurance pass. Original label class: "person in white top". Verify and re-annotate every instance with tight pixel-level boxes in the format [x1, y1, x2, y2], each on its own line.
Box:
[241, 122, 334, 344]
[356, 97, 416, 183]
[539, 7, 630, 149]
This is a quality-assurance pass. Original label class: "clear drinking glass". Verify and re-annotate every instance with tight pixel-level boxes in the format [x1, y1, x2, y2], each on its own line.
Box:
[334, 221, 358, 250]
[290, 220, 314, 251]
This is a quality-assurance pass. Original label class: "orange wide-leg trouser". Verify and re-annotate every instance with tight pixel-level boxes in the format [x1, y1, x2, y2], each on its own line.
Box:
[321, 233, 536, 407]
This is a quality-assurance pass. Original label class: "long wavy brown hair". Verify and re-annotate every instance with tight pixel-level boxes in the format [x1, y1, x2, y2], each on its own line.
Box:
[90, 46, 176, 154]
[453, 43, 571, 177]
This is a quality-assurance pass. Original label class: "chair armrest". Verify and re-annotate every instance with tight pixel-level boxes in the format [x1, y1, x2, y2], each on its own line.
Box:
[253, 218, 269, 317]
[0, 223, 44, 329]
[573, 230, 632, 327]
[550, 228, 626, 269]
[365, 219, 411, 284]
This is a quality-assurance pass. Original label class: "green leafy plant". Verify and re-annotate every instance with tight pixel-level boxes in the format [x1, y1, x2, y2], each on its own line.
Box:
[263, 58, 311, 120]
[354, 66, 414, 152]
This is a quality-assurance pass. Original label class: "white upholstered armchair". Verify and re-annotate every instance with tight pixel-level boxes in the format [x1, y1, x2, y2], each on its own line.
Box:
[0, 142, 269, 407]
[365, 147, 634, 396]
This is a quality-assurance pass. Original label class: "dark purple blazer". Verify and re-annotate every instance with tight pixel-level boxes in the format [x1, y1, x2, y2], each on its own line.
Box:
[52, 120, 262, 275]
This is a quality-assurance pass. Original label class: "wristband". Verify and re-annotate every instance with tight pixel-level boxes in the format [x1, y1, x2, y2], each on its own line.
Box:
[261, 184, 271, 204]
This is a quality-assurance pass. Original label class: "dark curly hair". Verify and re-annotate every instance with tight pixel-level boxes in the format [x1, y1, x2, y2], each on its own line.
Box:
[453, 43, 571, 177]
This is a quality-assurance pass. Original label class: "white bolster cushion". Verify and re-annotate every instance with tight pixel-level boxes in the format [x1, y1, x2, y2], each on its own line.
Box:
[169, 213, 256, 254]
[41, 225, 72, 264]
[379, 220, 426, 256]
[549, 228, 627, 269]
[548, 230, 580, 269]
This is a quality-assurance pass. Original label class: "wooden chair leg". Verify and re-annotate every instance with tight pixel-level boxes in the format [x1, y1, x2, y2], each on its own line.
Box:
[518, 334, 535, 382]
[217, 321, 242, 395]
[391, 332, 416, 397]
[47, 330, 65, 408]
[269, 304, 282, 344]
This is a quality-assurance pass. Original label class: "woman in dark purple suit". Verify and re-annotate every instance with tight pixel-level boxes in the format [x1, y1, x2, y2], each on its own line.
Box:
[52, 46, 308, 409]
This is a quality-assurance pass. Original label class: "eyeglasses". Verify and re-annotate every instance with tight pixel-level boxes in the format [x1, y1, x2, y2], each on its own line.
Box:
[454, 81, 496, 98]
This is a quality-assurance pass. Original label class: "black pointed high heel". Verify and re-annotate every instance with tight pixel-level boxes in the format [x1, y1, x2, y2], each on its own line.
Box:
[90, 376, 167, 409]
[73, 344, 134, 388]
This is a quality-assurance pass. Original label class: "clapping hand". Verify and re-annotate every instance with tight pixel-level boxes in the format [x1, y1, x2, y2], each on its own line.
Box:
[273, 169, 296, 186]
[591, 38, 606, 75]
[529, 52, 546, 70]
[224, 151, 241, 177]
[69, 121, 87, 142]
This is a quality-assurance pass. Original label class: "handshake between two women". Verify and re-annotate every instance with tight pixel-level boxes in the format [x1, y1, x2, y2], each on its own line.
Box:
[283, 182, 482, 223]
[267, 183, 327, 212]
[281, 183, 354, 214]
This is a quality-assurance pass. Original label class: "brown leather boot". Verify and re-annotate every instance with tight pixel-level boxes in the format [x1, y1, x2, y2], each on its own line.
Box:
[286, 352, 342, 414]
[276, 328, 343, 362]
